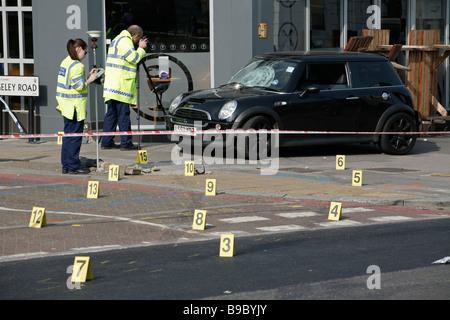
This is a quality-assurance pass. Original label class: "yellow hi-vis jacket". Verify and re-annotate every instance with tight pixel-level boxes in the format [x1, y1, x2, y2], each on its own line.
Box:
[103, 30, 146, 105]
[56, 56, 89, 121]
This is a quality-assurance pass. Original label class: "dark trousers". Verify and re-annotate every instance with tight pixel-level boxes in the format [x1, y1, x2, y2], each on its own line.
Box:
[101, 99, 133, 148]
[62, 110, 84, 171]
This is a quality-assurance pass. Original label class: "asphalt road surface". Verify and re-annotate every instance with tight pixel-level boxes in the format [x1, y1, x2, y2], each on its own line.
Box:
[0, 217, 448, 302]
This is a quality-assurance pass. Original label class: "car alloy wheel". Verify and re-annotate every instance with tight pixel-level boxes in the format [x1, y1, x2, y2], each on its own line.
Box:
[380, 112, 417, 155]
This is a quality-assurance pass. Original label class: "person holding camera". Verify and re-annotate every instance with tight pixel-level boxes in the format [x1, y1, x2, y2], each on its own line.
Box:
[102, 25, 148, 151]
[56, 38, 98, 174]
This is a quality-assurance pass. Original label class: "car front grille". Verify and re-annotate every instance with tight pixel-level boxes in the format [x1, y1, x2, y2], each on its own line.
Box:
[173, 108, 210, 121]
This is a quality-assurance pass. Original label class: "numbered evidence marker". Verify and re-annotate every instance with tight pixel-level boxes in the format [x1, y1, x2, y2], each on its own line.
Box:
[192, 209, 207, 231]
[137, 150, 149, 164]
[205, 179, 217, 196]
[352, 170, 363, 187]
[57, 132, 64, 145]
[29, 207, 47, 228]
[220, 234, 236, 258]
[71, 256, 93, 283]
[108, 165, 120, 181]
[185, 161, 195, 176]
[336, 155, 346, 170]
[87, 181, 100, 199]
[328, 202, 342, 221]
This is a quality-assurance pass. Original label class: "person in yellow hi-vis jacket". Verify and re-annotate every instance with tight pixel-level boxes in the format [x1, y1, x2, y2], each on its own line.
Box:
[102, 25, 148, 151]
[56, 39, 98, 174]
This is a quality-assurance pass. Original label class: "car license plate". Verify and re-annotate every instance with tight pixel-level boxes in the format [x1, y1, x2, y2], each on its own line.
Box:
[174, 125, 197, 135]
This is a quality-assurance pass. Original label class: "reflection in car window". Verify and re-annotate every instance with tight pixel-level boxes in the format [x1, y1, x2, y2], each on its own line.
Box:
[230, 59, 299, 91]
[350, 61, 403, 88]
[297, 63, 349, 91]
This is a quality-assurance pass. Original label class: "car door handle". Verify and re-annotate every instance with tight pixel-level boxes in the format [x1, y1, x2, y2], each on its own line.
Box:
[346, 96, 360, 100]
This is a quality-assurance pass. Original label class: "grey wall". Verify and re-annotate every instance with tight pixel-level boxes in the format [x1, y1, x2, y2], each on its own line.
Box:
[211, 0, 273, 87]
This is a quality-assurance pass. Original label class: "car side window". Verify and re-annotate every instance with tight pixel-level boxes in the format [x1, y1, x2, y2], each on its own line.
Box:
[297, 63, 349, 91]
[350, 61, 403, 88]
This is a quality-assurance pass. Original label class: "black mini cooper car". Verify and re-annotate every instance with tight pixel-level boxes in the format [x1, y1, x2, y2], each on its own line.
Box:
[167, 51, 421, 155]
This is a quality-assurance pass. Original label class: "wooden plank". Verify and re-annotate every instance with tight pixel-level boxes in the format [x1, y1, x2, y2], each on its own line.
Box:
[432, 96, 448, 117]
[345, 36, 373, 52]
[388, 44, 403, 61]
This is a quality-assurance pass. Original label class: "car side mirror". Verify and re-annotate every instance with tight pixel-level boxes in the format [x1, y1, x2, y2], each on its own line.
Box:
[299, 85, 320, 98]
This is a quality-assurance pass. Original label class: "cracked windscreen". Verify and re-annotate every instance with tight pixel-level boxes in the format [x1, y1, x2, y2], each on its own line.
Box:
[229, 58, 299, 91]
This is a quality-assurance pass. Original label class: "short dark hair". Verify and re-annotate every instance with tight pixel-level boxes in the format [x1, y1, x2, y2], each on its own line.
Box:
[67, 39, 88, 61]
[127, 25, 143, 37]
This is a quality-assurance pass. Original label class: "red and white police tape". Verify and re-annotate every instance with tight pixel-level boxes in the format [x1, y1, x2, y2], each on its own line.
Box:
[1, 129, 450, 140]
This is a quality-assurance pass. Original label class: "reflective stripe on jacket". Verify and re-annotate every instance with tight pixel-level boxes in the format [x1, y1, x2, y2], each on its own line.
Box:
[103, 30, 146, 105]
[56, 56, 88, 121]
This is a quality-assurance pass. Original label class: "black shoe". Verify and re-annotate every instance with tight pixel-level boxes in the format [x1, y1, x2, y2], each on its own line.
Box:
[101, 144, 120, 150]
[62, 169, 69, 174]
[121, 144, 139, 151]
[68, 168, 90, 174]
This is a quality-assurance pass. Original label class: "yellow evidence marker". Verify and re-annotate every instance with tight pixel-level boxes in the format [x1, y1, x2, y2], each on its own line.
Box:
[137, 150, 148, 164]
[192, 209, 207, 231]
[71, 256, 93, 283]
[108, 165, 120, 181]
[29, 207, 47, 228]
[185, 161, 195, 176]
[328, 202, 342, 221]
[220, 234, 236, 258]
[57, 132, 64, 145]
[87, 181, 100, 199]
[336, 155, 346, 170]
[352, 170, 363, 187]
[205, 179, 217, 196]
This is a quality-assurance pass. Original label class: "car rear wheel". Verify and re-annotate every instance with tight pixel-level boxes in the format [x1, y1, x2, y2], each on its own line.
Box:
[379, 112, 417, 155]
[237, 116, 275, 159]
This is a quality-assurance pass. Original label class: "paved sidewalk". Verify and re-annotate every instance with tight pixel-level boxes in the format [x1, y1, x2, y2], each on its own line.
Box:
[1, 136, 450, 262]
[1, 136, 450, 207]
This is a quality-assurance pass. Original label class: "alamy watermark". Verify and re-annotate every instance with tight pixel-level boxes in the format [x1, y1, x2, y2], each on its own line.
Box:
[170, 123, 280, 175]
[366, 265, 381, 290]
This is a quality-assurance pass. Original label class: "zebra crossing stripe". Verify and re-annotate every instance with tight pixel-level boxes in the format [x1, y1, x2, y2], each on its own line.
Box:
[220, 216, 270, 223]
[256, 225, 306, 232]
[275, 212, 320, 218]
[368, 216, 413, 222]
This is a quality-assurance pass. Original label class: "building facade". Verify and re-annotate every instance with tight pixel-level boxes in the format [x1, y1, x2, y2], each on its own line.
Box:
[1, 0, 449, 135]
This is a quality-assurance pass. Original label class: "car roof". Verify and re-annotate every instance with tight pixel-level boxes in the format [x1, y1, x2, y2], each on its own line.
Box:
[256, 51, 389, 62]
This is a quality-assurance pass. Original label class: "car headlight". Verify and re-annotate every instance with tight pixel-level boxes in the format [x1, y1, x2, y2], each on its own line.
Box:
[169, 94, 184, 113]
[218, 101, 237, 120]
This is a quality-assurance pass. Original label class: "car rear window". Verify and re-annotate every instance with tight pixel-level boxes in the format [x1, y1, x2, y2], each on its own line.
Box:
[349, 61, 403, 88]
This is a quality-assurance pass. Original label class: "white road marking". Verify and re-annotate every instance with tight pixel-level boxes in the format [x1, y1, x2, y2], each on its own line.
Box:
[342, 207, 375, 213]
[317, 220, 362, 227]
[219, 216, 270, 223]
[368, 216, 413, 222]
[275, 212, 320, 218]
[256, 225, 306, 232]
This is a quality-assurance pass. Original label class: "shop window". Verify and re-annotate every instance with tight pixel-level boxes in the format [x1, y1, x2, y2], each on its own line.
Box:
[105, 0, 209, 53]
[274, 0, 306, 51]
[310, 0, 340, 49]
[381, 0, 406, 45]
[0, 1, 34, 111]
[7, 12, 19, 59]
[416, 0, 446, 43]
[348, 0, 373, 39]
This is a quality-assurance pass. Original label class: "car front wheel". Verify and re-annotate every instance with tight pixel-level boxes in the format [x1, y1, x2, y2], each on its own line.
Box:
[237, 116, 275, 159]
[379, 112, 417, 155]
